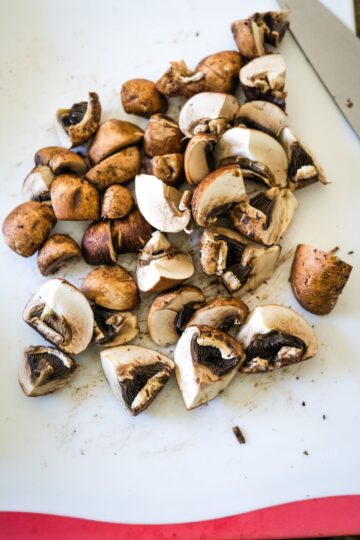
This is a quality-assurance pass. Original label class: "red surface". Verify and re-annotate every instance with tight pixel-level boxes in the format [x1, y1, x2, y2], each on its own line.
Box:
[1, 496, 360, 539]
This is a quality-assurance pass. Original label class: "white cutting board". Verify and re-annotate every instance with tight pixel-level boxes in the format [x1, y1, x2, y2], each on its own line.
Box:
[0, 0, 359, 525]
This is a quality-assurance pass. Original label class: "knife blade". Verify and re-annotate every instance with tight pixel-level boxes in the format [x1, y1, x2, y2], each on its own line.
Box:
[277, 0, 360, 138]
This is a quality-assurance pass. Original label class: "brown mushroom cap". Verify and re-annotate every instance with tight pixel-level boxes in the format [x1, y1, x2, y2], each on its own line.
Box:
[88, 119, 144, 165]
[2, 201, 56, 257]
[187, 297, 249, 329]
[85, 147, 141, 190]
[121, 79, 168, 118]
[37, 234, 81, 276]
[143, 114, 183, 157]
[81, 265, 139, 310]
[50, 174, 100, 221]
[231, 19, 265, 59]
[155, 60, 207, 98]
[101, 185, 135, 219]
[143, 154, 184, 187]
[290, 244, 352, 315]
[197, 51, 241, 94]
[81, 221, 117, 265]
[112, 208, 153, 253]
[34, 146, 88, 175]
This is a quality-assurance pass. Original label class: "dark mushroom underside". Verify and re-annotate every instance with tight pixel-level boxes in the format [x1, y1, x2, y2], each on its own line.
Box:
[119, 362, 171, 411]
[288, 142, 316, 183]
[93, 305, 123, 343]
[244, 330, 307, 367]
[62, 102, 88, 128]
[250, 192, 274, 228]
[174, 303, 198, 335]
[191, 336, 239, 377]
[27, 350, 73, 381]
[216, 234, 252, 287]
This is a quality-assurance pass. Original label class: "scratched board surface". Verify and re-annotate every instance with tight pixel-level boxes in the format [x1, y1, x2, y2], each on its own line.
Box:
[0, 0, 359, 524]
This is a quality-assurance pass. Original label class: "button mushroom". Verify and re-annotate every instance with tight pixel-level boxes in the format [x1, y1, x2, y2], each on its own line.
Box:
[235, 100, 288, 138]
[56, 92, 101, 148]
[19, 346, 78, 397]
[81, 220, 117, 265]
[50, 174, 100, 221]
[240, 54, 287, 109]
[100, 345, 175, 415]
[93, 306, 139, 346]
[143, 114, 183, 157]
[251, 10, 290, 47]
[143, 154, 184, 187]
[147, 285, 205, 346]
[231, 18, 265, 60]
[290, 244, 352, 315]
[155, 60, 207, 98]
[184, 134, 216, 185]
[174, 325, 245, 409]
[23, 278, 94, 355]
[187, 297, 249, 331]
[136, 231, 194, 293]
[101, 185, 134, 219]
[112, 207, 152, 253]
[88, 119, 144, 165]
[236, 304, 317, 372]
[85, 146, 142, 190]
[196, 51, 241, 94]
[37, 234, 81, 276]
[81, 265, 139, 311]
[121, 78, 167, 117]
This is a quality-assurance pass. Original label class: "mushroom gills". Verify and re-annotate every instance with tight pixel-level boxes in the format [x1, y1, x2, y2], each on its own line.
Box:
[174, 303, 198, 334]
[249, 192, 274, 228]
[60, 101, 87, 129]
[191, 335, 239, 376]
[28, 303, 72, 347]
[120, 361, 170, 412]
[93, 306, 138, 346]
[216, 234, 252, 286]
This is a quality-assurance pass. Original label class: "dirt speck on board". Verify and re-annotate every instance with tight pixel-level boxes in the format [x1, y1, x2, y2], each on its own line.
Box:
[346, 98, 353, 108]
[232, 425, 246, 444]
[303, 450, 309, 456]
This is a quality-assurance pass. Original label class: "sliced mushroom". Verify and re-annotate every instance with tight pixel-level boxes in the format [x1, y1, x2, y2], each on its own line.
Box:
[214, 127, 288, 188]
[251, 11, 290, 47]
[81, 221, 117, 265]
[50, 174, 100, 221]
[191, 165, 246, 227]
[231, 18, 265, 59]
[279, 127, 326, 189]
[143, 154, 184, 187]
[37, 234, 81, 276]
[230, 188, 298, 246]
[174, 325, 244, 409]
[187, 298, 249, 331]
[23, 278, 94, 355]
[23, 166, 55, 202]
[19, 346, 78, 397]
[55, 92, 101, 148]
[121, 79, 167, 117]
[143, 114, 183, 157]
[88, 119, 144, 165]
[81, 265, 139, 311]
[112, 208, 152, 253]
[2, 201, 56, 257]
[240, 54, 287, 109]
[184, 134, 216, 185]
[235, 101, 288, 138]
[147, 285, 205, 346]
[93, 306, 139, 346]
[136, 231, 194, 293]
[236, 304, 317, 372]
[290, 244, 352, 315]
[135, 174, 191, 233]
[100, 345, 175, 415]
[179, 92, 239, 138]
[34, 146, 88, 176]
[155, 60, 207, 98]
[85, 146, 141, 190]
[196, 51, 241, 94]
[101, 185, 134, 219]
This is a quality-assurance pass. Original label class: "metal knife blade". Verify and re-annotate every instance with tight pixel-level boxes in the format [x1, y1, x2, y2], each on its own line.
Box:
[277, 0, 360, 138]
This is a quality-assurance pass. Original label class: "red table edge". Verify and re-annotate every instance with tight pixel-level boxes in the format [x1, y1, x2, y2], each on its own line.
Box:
[1, 495, 360, 539]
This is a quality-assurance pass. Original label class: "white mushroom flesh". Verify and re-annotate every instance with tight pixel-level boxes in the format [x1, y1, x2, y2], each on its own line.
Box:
[23, 166, 55, 202]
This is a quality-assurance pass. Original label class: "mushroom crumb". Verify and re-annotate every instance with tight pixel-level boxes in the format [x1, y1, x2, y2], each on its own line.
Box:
[303, 450, 309, 456]
[232, 426, 246, 444]
[346, 98, 353, 108]
[302, 401, 306, 407]
[322, 414, 326, 420]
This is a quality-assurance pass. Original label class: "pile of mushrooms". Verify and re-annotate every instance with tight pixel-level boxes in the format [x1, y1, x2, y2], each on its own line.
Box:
[1, 10, 352, 414]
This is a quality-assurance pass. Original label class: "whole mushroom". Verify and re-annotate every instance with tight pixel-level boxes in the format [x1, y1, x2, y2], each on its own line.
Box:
[121, 79, 167, 117]
[50, 174, 100, 221]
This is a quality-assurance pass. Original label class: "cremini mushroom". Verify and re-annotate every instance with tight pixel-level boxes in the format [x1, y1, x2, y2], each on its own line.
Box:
[184, 134, 216, 185]
[101, 185, 134, 219]
[147, 285, 205, 346]
[55, 92, 101, 148]
[174, 325, 245, 409]
[50, 174, 100, 221]
[251, 11, 290, 47]
[85, 146, 141, 190]
[231, 18, 265, 60]
[81, 221, 117, 265]
[235, 100, 288, 138]
[23, 166, 55, 202]
[2, 201, 56, 257]
[100, 345, 175, 415]
[230, 188, 298, 246]
[290, 244, 352, 315]
[19, 346, 78, 397]
[143, 114, 183, 157]
[143, 154, 184, 187]
[155, 60, 207, 98]
[93, 306, 139, 346]
[112, 208, 152, 253]
[37, 234, 81, 276]
[121, 79, 167, 117]
[136, 231, 194, 293]
[34, 146, 88, 176]
[187, 297, 249, 331]
[240, 54, 287, 109]
[23, 278, 94, 355]
[236, 304, 317, 373]
[191, 165, 246, 227]
[196, 51, 241, 94]
[81, 265, 139, 311]
[88, 119, 144, 165]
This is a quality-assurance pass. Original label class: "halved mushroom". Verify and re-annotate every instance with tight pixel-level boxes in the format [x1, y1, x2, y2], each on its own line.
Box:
[19, 346, 78, 397]
[143, 154, 184, 187]
[174, 325, 244, 409]
[121, 78, 167, 117]
[179, 92, 239, 138]
[251, 11, 290, 47]
[290, 244, 352, 315]
[93, 306, 139, 346]
[81, 221, 117, 265]
[143, 114, 183, 157]
[101, 185, 134, 219]
[23, 278, 94, 355]
[155, 60, 207, 98]
[81, 265, 139, 311]
[112, 208, 152, 253]
[147, 285, 205, 346]
[200, 227, 281, 294]
[37, 234, 81, 276]
[2, 201, 56, 257]
[235, 101, 288, 138]
[50, 174, 100, 221]
[230, 188, 298, 246]
[101, 346, 175, 415]
[135, 174, 191, 233]
[231, 18, 265, 59]
[23, 166, 56, 202]
[191, 165, 246, 227]
[236, 304, 317, 372]
[214, 127, 288, 188]
[187, 298, 249, 331]
[55, 92, 101, 148]
[279, 127, 326, 189]
[136, 231, 194, 293]
[34, 146, 88, 176]
[184, 134, 216, 185]
[240, 54, 287, 109]
[85, 146, 141, 190]
[196, 51, 241, 94]
[88, 119, 144, 165]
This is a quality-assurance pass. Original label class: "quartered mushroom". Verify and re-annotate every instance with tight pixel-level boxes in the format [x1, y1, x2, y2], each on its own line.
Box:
[155, 60, 207, 98]
[196, 51, 241, 94]
[82, 265, 139, 311]
[214, 127, 288, 188]
[93, 306, 139, 346]
[143, 154, 184, 187]
[137, 231, 194, 293]
[135, 174, 191, 233]
[236, 304, 317, 372]
[23, 278, 94, 355]
[235, 101, 288, 138]
[240, 54, 287, 109]
[251, 10, 290, 47]
[191, 165, 246, 227]
[55, 92, 101, 148]
[174, 325, 245, 409]
[81, 220, 117, 265]
[290, 244, 352, 315]
[88, 119, 144, 165]
[34, 146, 88, 176]
[147, 285, 205, 346]
[184, 134, 216, 185]
[279, 127, 326, 189]
[19, 346, 78, 397]
[112, 208, 152, 253]
[143, 114, 183, 157]
[100, 345, 175, 415]
[187, 297, 249, 332]
[230, 188, 298, 246]
[101, 185, 134, 219]
[50, 174, 100, 221]
[85, 146, 142, 190]
[231, 18, 265, 60]
[121, 78, 167, 117]
[37, 234, 81, 276]
[23, 166, 55, 202]
[179, 92, 239, 138]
